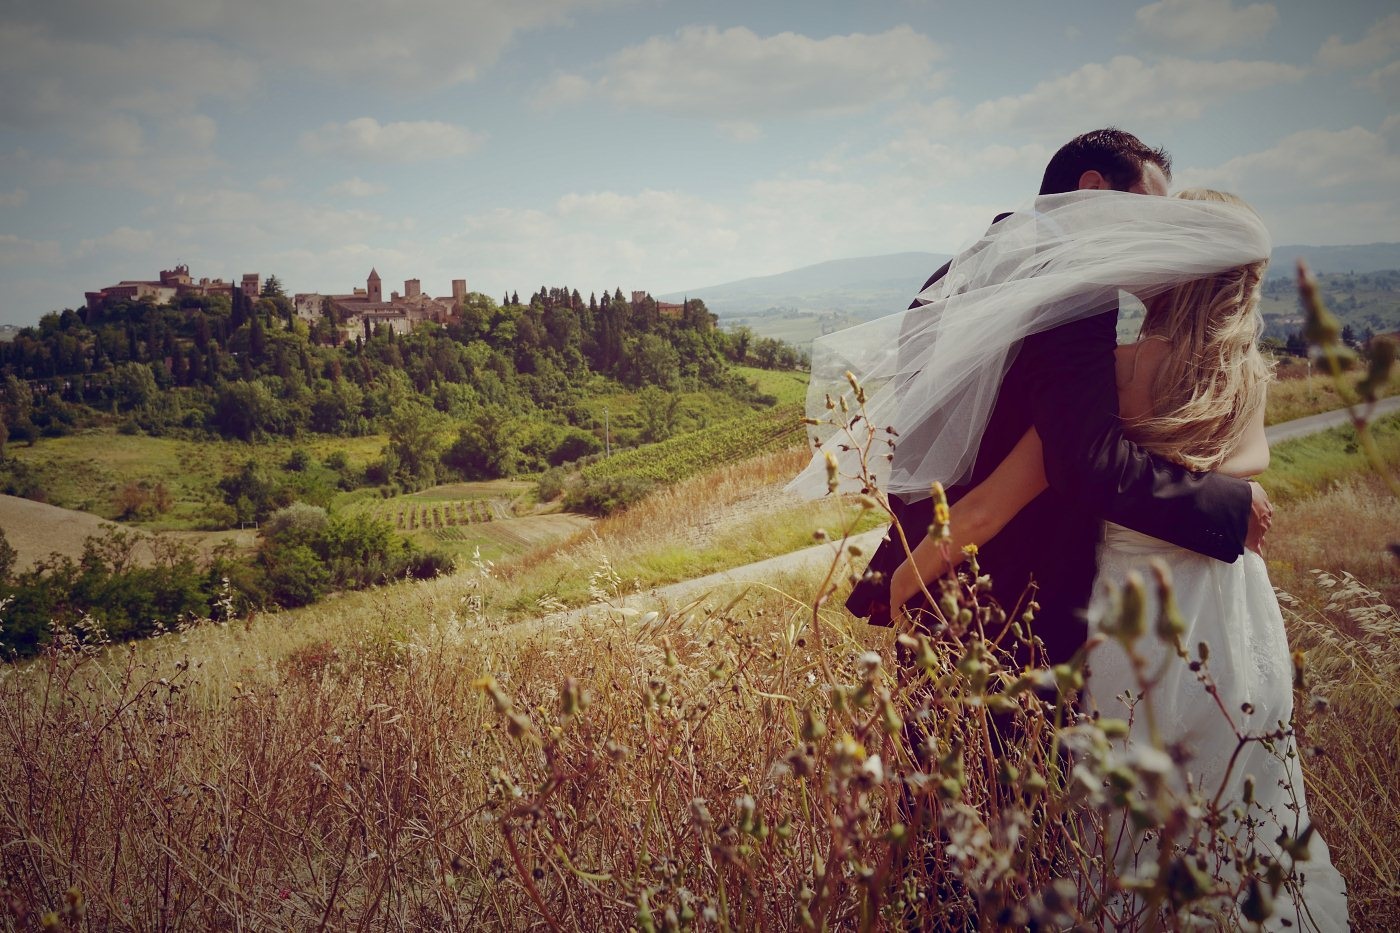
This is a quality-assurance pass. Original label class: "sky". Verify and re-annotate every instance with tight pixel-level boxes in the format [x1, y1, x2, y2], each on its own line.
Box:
[1, 0, 1397, 327]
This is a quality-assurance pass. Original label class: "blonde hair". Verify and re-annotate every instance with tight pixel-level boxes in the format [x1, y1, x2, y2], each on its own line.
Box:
[1127, 188, 1273, 470]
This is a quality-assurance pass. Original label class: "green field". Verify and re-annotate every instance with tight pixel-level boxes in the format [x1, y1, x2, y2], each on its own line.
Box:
[580, 402, 806, 488]
[338, 480, 586, 563]
[6, 432, 388, 529]
[733, 365, 809, 405]
[1258, 412, 1400, 503]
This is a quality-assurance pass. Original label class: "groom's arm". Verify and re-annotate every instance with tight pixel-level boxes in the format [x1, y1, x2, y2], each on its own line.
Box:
[1021, 312, 1252, 562]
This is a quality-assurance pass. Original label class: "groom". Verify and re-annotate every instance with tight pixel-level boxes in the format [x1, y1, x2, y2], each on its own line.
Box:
[847, 128, 1272, 670]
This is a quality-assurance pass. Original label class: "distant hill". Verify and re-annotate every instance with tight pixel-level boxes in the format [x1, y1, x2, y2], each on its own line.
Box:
[1268, 243, 1400, 276]
[664, 245, 1400, 345]
[661, 252, 950, 320]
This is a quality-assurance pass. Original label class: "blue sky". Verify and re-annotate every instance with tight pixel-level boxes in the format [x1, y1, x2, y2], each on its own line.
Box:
[1, 0, 1397, 326]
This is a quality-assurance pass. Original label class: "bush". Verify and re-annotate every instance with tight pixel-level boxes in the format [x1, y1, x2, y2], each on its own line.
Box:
[562, 474, 655, 516]
[402, 549, 453, 580]
[536, 466, 568, 502]
[284, 448, 314, 471]
[263, 503, 330, 547]
[261, 543, 328, 607]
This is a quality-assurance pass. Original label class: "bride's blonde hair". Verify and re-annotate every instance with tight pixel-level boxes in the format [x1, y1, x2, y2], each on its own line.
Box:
[1127, 188, 1273, 470]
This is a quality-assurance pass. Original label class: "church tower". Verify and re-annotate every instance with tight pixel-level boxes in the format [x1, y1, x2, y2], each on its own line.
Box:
[367, 268, 382, 303]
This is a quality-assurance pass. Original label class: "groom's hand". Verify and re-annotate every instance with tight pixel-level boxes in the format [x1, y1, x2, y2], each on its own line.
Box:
[1245, 481, 1273, 555]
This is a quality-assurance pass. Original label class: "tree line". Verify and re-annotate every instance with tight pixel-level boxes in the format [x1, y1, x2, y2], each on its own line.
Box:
[0, 283, 805, 489]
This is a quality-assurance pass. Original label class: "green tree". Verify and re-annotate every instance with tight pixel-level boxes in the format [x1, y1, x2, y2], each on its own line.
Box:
[0, 527, 16, 582]
[385, 402, 448, 482]
[443, 406, 521, 479]
[111, 361, 158, 411]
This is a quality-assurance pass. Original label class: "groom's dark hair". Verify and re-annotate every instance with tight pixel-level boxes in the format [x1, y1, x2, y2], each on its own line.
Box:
[1039, 128, 1172, 195]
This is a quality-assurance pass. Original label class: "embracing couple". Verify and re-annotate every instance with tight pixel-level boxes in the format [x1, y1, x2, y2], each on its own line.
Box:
[792, 129, 1348, 929]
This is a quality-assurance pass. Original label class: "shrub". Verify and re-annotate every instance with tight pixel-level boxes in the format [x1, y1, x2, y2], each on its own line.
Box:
[562, 474, 655, 515]
[284, 448, 314, 471]
[262, 503, 330, 547]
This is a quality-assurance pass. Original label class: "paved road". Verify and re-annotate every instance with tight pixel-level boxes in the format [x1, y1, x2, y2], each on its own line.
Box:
[518, 398, 1397, 630]
[1263, 394, 1400, 444]
[636, 397, 1399, 609]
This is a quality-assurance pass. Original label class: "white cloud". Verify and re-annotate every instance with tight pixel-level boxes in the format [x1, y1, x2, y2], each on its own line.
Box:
[327, 177, 389, 198]
[0, 235, 62, 266]
[0, 23, 257, 129]
[921, 56, 1305, 137]
[718, 121, 763, 142]
[8, 0, 629, 93]
[78, 113, 146, 158]
[1187, 126, 1400, 193]
[165, 187, 404, 243]
[1362, 60, 1400, 102]
[300, 118, 484, 162]
[534, 73, 592, 109]
[1178, 125, 1400, 244]
[76, 226, 158, 258]
[163, 113, 218, 150]
[1317, 12, 1400, 68]
[1132, 0, 1277, 53]
[551, 25, 942, 121]
[0, 188, 29, 208]
[21, 148, 223, 196]
[442, 172, 997, 300]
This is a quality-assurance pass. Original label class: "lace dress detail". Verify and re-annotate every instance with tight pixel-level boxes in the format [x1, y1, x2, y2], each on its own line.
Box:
[1084, 523, 1349, 931]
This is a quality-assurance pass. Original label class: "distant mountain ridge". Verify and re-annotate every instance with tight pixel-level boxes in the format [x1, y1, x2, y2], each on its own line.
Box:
[661, 252, 950, 319]
[1267, 243, 1400, 276]
[665, 244, 1400, 320]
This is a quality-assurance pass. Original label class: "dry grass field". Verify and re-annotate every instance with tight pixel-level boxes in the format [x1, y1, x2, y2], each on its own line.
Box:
[0, 493, 256, 572]
[1, 429, 1395, 929]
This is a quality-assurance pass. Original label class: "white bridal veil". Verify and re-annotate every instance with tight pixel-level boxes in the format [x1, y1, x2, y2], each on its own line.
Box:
[788, 190, 1272, 501]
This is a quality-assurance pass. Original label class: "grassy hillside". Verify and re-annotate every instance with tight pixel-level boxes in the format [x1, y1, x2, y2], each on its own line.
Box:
[3, 432, 386, 528]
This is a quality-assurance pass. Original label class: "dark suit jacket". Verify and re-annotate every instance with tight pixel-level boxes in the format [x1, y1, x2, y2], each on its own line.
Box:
[847, 226, 1252, 667]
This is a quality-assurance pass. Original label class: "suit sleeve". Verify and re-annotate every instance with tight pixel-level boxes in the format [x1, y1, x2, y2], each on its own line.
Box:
[1018, 313, 1252, 562]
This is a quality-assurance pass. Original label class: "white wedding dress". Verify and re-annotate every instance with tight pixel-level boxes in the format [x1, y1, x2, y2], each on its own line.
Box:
[1084, 523, 1350, 931]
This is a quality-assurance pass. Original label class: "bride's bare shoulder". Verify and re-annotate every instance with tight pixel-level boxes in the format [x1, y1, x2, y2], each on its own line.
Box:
[1115, 337, 1171, 419]
[1114, 336, 1171, 384]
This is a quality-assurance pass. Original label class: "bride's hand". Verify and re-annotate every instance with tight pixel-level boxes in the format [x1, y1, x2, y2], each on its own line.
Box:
[1245, 481, 1272, 555]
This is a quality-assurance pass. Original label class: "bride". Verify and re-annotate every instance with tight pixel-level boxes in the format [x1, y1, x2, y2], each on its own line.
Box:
[880, 189, 1348, 930]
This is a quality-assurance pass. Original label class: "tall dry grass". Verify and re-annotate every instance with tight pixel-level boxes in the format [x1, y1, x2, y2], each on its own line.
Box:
[1, 493, 1373, 930]
[2, 401, 1394, 929]
[1264, 476, 1400, 926]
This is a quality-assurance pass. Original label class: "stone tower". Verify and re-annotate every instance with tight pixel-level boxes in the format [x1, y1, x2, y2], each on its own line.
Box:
[451, 279, 467, 303]
[404, 278, 421, 298]
[367, 268, 382, 303]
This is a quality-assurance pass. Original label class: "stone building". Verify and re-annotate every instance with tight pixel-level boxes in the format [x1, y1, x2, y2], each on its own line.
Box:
[631, 290, 694, 321]
[293, 269, 466, 341]
[85, 265, 243, 314]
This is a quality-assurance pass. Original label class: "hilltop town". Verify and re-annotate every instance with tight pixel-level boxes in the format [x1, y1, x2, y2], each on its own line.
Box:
[84, 265, 467, 342]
